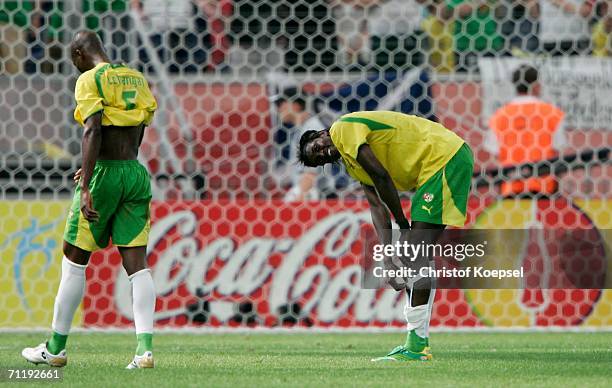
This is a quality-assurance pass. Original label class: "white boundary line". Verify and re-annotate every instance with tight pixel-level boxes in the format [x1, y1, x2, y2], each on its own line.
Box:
[2, 326, 611, 334]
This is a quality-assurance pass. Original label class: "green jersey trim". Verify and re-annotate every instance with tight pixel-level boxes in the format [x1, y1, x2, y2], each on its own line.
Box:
[339, 117, 394, 131]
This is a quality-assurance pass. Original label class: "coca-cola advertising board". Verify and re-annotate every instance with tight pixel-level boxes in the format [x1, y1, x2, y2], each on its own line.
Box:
[82, 198, 612, 329]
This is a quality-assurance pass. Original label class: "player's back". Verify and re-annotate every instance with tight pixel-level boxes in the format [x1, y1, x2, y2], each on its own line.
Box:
[330, 111, 465, 190]
[74, 63, 157, 128]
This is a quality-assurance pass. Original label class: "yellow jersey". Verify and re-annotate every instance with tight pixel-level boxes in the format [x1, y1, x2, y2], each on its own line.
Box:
[73, 62, 157, 127]
[592, 21, 612, 58]
[330, 111, 464, 191]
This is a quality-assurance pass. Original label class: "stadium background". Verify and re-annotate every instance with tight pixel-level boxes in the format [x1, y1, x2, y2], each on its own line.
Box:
[0, 0, 610, 332]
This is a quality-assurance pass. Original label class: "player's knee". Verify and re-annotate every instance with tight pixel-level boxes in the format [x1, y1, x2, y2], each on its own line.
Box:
[62, 241, 90, 266]
[122, 261, 146, 277]
[119, 246, 147, 276]
[411, 288, 431, 307]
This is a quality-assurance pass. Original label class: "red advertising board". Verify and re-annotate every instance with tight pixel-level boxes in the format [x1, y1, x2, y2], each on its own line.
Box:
[83, 198, 604, 329]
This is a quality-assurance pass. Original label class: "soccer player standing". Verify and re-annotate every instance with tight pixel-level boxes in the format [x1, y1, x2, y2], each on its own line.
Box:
[299, 111, 473, 361]
[22, 31, 158, 369]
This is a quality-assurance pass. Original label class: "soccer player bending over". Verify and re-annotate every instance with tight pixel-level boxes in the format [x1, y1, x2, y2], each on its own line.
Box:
[22, 31, 158, 369]
[299, 111, 473, 361]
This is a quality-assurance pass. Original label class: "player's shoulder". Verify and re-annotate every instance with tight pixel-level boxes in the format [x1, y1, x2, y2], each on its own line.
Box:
[76, 62, 114, 89]
[334, 110, 402, 130]
[75, 65, 101, 85]
[116, 64, 152, 88]
[117, 63, 146, 77]
[339, 110, 398, 120]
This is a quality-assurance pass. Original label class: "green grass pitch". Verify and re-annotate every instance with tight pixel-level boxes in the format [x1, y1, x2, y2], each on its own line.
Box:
[1, 332, 611, 387]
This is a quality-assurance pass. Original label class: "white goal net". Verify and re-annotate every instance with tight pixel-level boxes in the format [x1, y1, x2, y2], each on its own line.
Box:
[0, 0, 610, 331]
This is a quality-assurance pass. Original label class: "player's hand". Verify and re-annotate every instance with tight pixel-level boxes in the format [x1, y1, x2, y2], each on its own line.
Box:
[396, 229, 413, 267]
[80, 188, 99, 222]
[73, 168, 82, 183]
[383, 256, 406, 291]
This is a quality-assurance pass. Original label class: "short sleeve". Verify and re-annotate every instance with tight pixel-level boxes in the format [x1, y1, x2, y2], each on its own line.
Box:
[336, 122, 371, 160]
[73, 73, 104, 126]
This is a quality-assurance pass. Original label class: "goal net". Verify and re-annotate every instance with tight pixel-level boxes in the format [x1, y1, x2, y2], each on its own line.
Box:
[0, 0, 610, 331]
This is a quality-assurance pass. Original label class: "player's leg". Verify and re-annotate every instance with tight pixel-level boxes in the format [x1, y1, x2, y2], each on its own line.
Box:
[111, 160, 155, 369]
[22, 169, 115, 367]
[372, 220, 445, 362]
[47, 242, 91, 356]
[21, 242, 92, 367]
[384, 163, 446, 361]
[373, 144, 473, 362]
[407, 143, 474, 358]
[119, 246, 155, 369]
[402, 221, 445, 358]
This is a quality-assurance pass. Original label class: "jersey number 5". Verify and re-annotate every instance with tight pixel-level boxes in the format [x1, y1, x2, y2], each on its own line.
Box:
[122, 90, 137, 110]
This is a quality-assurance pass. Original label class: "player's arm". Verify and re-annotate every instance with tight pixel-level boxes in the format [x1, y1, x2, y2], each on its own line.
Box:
[79, 112, 102, 222]
[362, 183, 392, 245]
[362, 182, 404, 291]
[356, 144, 410, 230]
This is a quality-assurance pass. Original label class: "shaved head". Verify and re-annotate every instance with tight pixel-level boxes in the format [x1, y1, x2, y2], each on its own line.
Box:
[70, 30, 109, 73]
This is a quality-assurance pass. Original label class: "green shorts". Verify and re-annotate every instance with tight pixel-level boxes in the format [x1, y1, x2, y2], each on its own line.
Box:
[411, 143, 474, 227]
[64, 160, 152, 252]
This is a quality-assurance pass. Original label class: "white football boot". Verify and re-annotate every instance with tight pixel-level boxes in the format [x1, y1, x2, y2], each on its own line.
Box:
[126, 351, 154, 369]
[22, 343, 67, 367]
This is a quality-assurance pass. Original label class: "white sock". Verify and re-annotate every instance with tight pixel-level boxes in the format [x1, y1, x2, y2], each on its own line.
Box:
[129, 269, 155, 334]
[404, 283, 436, 339]
[404, 303, 429, 338]
[422, 287, 436, 337]
[52, 257, 87, 335]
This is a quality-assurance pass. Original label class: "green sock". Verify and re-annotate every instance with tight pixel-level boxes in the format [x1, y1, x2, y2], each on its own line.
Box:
[404, 330, 428, 352]
[47, 332, 68, 355]
[136, 333, 153, 356]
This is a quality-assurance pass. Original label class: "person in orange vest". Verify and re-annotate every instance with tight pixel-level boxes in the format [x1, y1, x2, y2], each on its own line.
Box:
[487, 65, 567, 197]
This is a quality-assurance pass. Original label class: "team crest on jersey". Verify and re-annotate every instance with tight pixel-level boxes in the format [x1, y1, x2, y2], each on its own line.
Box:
[423, 193, 434, 203]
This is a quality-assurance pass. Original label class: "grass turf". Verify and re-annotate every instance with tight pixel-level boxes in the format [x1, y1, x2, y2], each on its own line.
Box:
[1, 332, 611, 387]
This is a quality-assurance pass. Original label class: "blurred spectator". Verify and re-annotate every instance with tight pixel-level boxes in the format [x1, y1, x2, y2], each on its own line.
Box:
[332, 0, 372, 70]
[227, 37, 284, 76]
[539, 0, 595, 56]
[273, 88, 308, 170]
[26, 1, 64, 74]
[131, 0, 211, 73]
[273, 88, 348, 201]
[175, 174, 198, 199]
[592, 0, 612, 56]
[230, 0, 336, 73]
[486, 65, 567, 197]
[227, 1, 286, 75]
[281, 0, 337, 72]
[152, 174, 172, 200]
[443, 0, 505, 72]
[183, 159, 206, 198]
[0, 27, 26, 74]
[0, 8, 26, 74]
[369, 0, 428, 72]
[200, 0, 232, 72]
[421, 0, 455, 72]
[499, 0, 540, 54]
[280, 101, 325, 201]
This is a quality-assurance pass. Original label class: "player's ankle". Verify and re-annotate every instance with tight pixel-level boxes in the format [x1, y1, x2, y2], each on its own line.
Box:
[405, 329, 428, 353]
[135, 333, 153, 356]
[47, 332, 68, 355]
